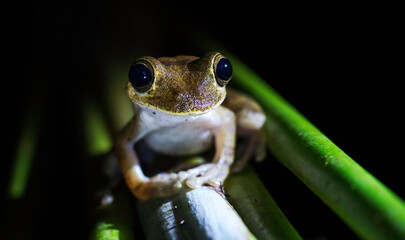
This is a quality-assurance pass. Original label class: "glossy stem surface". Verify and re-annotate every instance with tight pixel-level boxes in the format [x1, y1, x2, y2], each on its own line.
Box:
[224, 51, 405, 240]
[225, 165, 302, 240]
[138, 187, 256, 240]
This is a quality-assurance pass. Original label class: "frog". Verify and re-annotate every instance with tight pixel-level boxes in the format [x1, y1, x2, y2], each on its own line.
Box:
[115, 52, 266, 200]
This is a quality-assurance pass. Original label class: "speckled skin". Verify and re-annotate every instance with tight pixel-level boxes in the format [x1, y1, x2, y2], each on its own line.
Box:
[116, 52, 266, 200]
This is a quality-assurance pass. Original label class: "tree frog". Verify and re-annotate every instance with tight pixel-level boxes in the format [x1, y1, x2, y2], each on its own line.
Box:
[116, 52, 266, 200]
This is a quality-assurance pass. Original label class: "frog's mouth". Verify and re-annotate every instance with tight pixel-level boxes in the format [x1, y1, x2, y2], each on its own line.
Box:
[135, 89, 226, 116]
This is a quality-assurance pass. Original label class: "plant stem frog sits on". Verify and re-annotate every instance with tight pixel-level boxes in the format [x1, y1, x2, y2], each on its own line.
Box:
[115, 52, 266, 200]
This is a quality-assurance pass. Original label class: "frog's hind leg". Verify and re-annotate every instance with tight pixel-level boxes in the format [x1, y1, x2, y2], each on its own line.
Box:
[222, 88, 267, 173]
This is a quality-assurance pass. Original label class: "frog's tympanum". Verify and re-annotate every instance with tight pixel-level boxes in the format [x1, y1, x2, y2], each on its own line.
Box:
[116, 52, 266, 200]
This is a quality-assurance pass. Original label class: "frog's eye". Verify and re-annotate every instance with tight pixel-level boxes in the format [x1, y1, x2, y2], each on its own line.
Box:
[214, 56, 233, 87]
[129, 61, 154, 92]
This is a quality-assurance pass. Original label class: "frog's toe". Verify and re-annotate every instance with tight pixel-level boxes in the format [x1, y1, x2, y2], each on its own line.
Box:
[134, 173, 183, 200]
[134, 164, 231, 199]
[183, 163, 213, 188]
[185, 164, 229, 189]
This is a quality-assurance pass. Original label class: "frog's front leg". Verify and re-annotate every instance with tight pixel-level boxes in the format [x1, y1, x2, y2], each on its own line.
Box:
[115, 116, 182, 200]
[184, 106, 236, 189]
[116, 107, 236, 200]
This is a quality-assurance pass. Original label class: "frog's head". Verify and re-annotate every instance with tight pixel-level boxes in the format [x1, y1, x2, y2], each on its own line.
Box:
[126, 52, 232, 115]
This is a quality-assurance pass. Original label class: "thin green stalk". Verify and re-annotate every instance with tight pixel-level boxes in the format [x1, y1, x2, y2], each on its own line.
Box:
[95, 223, 119, 240]
[103, 63, 133, 132]
[89, 184, 135, 240]
[8, 99, 42, 199]
[197, 38, 405, 239]
[83, 96, 135, 240]
[225, 165, 302, 240]
[83, 99, 113, 157]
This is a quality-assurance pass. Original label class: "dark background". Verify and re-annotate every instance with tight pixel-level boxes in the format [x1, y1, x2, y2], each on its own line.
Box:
[2, 1, 403, 239]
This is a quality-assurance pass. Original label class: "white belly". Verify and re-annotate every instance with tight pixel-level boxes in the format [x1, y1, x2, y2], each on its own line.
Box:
[144, 126, 214, 156]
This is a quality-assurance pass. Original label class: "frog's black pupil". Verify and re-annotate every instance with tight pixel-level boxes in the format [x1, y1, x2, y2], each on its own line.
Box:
[216, 58, 232, 81]
[129, 63, 152, 88]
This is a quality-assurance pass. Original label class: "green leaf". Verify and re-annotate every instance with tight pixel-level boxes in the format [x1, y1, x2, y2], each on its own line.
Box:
[196, 38, 405, 239]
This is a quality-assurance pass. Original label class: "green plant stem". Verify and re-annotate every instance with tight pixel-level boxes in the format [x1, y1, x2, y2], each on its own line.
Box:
[214, 47, 405, 240]
[95, 223, 120, 240]
[89, 185, 135, 240]
[138, 187, 256, 240]
[8, 99, 41, 199]
[225, 165, 302, 240]
[82, 96, 135, 240]
[83, 99, 113, 157]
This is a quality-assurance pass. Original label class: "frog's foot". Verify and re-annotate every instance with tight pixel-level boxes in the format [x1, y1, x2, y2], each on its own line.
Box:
[133, 173, 184, 200]
[133, 163, 229, 200]
[180, 163, 230, 189]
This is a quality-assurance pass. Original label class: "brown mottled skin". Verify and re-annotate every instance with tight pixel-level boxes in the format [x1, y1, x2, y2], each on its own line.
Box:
[116, 52, 266, 200]
[126, 53, 226, 115]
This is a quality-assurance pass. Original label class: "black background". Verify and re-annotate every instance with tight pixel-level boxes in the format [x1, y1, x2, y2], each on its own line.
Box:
[2, 1, 403, 239]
